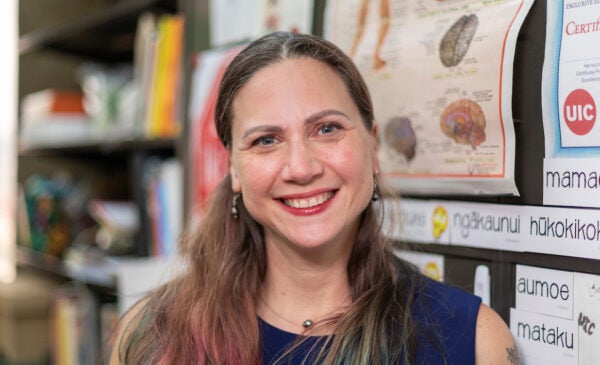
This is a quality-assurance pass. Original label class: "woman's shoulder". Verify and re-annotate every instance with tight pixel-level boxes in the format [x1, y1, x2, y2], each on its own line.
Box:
[410, 276, 482, 364]
[411, 276, 518, 364]
[393, 258, 482, 328]
[414, 276, 482, 318]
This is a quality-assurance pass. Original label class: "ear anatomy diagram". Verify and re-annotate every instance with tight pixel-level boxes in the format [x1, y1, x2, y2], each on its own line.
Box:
[440, 99, 486, 148]
[384, 116, 417, 161]
[439, 14, 479, 67]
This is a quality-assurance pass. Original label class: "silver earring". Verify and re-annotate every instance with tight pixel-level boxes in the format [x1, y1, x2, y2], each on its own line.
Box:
[372, 180, 380, 202]
[232, 194, 240, 218]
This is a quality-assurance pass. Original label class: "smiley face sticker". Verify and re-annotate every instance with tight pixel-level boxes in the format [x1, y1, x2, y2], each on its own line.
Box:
[432, 206, 449, 239]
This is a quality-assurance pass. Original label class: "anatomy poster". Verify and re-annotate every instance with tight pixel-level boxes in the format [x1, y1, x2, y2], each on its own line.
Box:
[325, 0, 533, 195]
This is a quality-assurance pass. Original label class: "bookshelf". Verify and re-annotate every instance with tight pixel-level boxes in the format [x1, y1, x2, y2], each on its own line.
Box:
[14, 1, 186, 363]
[18, 136, 176, 156]
[19, 0, 178, 61]
[18, 0, 182, 259]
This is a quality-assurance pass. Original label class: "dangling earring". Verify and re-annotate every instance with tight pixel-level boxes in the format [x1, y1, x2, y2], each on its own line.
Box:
[372, 179, 380, 202]
[231, 194, 240, 218]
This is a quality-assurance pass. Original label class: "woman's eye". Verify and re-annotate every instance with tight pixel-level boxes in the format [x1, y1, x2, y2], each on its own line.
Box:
[253, 135, 277, 146]
[318, 123, 341, 135]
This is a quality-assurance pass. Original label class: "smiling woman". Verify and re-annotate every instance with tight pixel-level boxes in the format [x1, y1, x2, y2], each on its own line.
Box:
[0, 0, 18, 284]
[229, 57, 377, 255]
[111, 31, 520, 365]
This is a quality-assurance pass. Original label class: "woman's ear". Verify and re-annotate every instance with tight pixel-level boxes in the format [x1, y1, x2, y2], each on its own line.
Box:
[371, 123, 380, 173]
[229, 154, 242, 193]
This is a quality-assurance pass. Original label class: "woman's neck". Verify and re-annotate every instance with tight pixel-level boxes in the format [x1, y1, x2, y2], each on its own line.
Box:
[258, 241, 352, 334]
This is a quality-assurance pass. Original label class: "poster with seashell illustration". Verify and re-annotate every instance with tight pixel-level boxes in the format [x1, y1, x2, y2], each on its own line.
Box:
[325, 0, 533, 195]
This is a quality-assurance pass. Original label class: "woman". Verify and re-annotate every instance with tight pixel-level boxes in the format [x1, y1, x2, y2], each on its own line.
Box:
[111, 31, 518, 364]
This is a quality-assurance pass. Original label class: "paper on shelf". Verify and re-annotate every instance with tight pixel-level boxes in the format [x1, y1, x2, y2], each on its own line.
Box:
[113, 255, 184, 314]
[88, 200, 139, 234]
[209, 0, 314, 47]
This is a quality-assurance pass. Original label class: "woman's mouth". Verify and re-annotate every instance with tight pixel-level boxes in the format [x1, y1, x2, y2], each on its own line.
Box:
[282, 191, 334, 209]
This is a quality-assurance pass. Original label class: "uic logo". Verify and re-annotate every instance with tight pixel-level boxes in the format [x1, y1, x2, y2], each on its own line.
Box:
[564, 88, 596, 136]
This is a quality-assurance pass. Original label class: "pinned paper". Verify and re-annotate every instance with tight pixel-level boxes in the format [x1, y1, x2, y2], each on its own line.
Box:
[515, 265, 574, 320]
[394, 250, 444, 282]
[574, 272, 600, 365]
[510, 308, 578, 365]
[383, 199, 450, 244]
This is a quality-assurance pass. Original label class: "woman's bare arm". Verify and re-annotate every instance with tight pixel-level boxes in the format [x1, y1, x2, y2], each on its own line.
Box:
[475, 304, 521, 365]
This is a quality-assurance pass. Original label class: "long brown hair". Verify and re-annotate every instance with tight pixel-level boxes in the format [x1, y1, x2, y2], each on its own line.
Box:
[117, 31, 425, 364]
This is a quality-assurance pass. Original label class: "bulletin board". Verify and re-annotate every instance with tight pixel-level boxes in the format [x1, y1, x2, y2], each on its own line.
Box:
[186, 2, 600, 363]
[316, 1, 599, 364]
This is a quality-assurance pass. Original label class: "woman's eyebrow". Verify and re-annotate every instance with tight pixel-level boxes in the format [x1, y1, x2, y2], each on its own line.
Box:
[304, 109, 350, 125]
[240, 109, 350, 140]
[241, 125, 284, 140]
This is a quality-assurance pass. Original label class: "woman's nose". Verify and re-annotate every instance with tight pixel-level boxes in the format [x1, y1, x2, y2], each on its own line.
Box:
[281, 141, 324, 184]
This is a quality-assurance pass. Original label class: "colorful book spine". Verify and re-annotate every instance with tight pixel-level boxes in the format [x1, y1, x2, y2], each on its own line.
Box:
[146, 14, 185, 139]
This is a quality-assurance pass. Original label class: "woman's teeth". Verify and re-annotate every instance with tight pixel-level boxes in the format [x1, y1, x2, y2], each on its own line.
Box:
[283, 192, 333, 208]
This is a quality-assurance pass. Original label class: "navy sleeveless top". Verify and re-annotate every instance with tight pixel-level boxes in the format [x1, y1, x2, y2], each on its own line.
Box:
[259, 277, 481, 364]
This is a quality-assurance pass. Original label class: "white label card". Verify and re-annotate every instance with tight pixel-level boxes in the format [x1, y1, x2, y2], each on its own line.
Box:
[515, 265, 574, 320]
[510, 308, 578, 365]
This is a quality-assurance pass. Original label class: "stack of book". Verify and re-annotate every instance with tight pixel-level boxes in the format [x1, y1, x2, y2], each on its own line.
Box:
[135, 12, 185, 139]
[143, 157, 183, 257]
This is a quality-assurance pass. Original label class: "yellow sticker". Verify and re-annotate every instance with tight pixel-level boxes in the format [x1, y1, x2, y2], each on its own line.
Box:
[432, 206, 448, 239]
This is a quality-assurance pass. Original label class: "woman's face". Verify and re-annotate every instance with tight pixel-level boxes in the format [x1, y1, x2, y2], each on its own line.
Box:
[229, 57, 378, 254]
